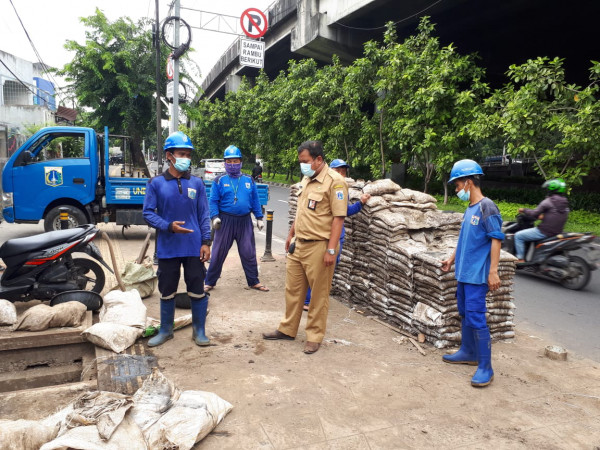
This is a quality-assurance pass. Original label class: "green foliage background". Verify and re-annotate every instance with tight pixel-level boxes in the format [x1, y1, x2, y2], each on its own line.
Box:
[186, 17, 600, 203]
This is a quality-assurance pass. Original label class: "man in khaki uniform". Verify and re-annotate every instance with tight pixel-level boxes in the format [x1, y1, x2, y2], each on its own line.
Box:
[263, 140, 347, 354]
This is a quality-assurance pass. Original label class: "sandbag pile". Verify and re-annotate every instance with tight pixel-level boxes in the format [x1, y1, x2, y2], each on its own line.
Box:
[288, 178, 517, 348]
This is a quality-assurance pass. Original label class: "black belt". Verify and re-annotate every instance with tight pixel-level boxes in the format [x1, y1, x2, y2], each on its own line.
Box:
[297, 238, 326, 243]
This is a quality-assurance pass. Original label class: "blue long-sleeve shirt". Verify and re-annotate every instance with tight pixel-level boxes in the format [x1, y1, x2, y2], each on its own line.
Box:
[341, 201, 363, 243]
[143, 171, 211, 259]
[209, 174, 263, 219]
[455, 197, 504, 285]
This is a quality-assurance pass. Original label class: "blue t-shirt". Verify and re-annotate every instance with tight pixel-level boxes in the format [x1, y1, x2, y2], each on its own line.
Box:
[455, 197, 505, 285]
[143, 171, 211, 259]
[209, 174, 263, 219]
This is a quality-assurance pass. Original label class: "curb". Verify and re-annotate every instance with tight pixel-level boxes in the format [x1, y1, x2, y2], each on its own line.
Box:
[262, 181, 294, 188]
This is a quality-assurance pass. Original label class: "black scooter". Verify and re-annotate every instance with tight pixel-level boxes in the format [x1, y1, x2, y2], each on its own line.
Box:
[502, 215, 600, 290]
[0, 224, 112, 307]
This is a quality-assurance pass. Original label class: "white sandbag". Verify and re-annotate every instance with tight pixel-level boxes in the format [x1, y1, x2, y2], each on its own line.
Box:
[82, 323, 142, 353]
[0, 419, 58, 450]
[131, 368, 180, 433]
[40, 414, 147, 450]
[59, 391, 134, 441]
[48, 302, 87, 328]
[100, 289, 146, 329]
[0, 300, 17, 326]
[412, 302, 443, 327]
[143, 390, 233, 450]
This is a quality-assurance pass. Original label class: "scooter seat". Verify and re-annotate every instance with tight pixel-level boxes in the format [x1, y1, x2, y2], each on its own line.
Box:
[537, 232, 583, 244]
[0, 225, 92, 258]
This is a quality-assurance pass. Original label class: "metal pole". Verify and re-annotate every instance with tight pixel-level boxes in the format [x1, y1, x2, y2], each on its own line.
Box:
[155, 0, 163, 173]
[59, 207, 70, 229]
[170, 0, 180, 133]
[260, 209, 275, 262]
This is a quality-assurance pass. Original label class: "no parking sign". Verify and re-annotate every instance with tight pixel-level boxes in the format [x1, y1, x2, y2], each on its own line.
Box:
[240, 8, 268, 39]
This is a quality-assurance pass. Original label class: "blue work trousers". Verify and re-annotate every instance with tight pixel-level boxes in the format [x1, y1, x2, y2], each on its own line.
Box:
[205, 213, 260, 287]
[456, 281, 488, 330]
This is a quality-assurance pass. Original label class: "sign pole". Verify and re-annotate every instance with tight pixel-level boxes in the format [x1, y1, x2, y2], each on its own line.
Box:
[170, 0, 181, 134]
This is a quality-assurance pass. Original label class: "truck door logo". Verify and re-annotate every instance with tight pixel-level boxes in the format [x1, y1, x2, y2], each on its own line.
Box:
[45, 167, 63, 187]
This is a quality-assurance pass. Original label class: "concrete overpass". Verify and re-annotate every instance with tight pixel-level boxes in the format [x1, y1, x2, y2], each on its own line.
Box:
[201, 0, 600, 101]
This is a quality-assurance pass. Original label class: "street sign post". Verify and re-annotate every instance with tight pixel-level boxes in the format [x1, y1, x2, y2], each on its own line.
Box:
[240, 39, 265, 68]
[240, 8, 268, 39]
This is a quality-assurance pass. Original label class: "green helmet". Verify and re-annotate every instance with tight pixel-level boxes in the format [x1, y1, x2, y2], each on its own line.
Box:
[542, 178, 567, 194]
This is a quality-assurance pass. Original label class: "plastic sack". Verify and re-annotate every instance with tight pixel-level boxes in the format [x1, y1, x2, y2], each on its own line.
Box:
[0, 299, 17, 326]
[110, 261, 157, 299]
[82, 323, 142, 353]
[58, 391, 134, 441]
[130, 368, 180, 432]
[0, 419, 58, 450]
[131, 368, 232, 449]
[99, 289, 146, 329]
[39, 414, 147, 450]
[16, 302, 86, 332]
[143, 390, 233, 449]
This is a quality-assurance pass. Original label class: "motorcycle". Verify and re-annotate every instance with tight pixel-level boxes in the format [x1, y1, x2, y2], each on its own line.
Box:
[502, 214, 600, 290]
[0, 224, 112, 309]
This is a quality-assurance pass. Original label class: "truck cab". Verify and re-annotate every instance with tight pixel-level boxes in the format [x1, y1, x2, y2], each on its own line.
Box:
[1, 126, 269, 231]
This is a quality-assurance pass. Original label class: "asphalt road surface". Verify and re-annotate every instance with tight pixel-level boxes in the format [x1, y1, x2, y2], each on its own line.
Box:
[265, 184, 600, 362]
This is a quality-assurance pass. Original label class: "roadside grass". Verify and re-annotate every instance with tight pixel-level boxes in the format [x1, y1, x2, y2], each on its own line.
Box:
[434, 195, 600, 236]
[241, 171, 297, 185]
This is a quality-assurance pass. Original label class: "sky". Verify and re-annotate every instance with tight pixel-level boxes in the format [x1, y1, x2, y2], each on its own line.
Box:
[0, 0, 273, 92]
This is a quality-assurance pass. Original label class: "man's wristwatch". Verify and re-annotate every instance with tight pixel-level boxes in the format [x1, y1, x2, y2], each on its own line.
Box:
[326, 248, 336, 255]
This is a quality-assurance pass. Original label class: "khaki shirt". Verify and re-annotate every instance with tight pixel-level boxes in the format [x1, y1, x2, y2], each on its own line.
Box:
[295, 164, 348, 241]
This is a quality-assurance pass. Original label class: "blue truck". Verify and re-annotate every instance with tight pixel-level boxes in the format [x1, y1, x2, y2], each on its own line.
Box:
[1, 126, 269, 231]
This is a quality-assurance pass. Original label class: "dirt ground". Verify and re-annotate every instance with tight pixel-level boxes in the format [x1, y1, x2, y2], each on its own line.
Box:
[2, 224, 600, 449]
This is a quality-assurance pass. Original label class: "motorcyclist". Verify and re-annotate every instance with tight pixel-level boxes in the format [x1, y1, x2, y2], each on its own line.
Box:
[514, 178, 570, 263]
[251, 161, 263, 182]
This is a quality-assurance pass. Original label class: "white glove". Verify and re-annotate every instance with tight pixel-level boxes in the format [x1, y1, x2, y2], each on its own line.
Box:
[257, 219, 264, 231]
[212, 217, 222, 230]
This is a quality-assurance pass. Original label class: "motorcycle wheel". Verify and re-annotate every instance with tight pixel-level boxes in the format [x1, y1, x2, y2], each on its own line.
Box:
[71, 258, 105, 293]
[560, 255, 591, 290]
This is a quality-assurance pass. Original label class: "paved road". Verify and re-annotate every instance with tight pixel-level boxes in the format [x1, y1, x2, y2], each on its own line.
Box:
[265, 184, 600, 361]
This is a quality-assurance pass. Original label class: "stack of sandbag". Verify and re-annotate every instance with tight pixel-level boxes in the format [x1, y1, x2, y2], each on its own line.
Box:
[411, 249, 517, 347]
[411, 250, 462, 348]
[288, 183, 301, 228]
[485, 251, 518, 341]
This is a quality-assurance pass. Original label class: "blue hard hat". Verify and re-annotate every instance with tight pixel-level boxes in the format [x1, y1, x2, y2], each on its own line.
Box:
[448, 159, 484, 183]
[330, 159, 350, 169]
[224, 145, 242, 159]
[164, 131, 194, 151]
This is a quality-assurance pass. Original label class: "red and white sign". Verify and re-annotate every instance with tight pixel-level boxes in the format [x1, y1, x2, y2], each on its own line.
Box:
[240, 8, 268, 39]
[166, 54, 174, 80]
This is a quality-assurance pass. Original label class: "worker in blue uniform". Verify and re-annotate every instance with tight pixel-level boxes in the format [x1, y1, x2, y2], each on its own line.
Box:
[304, 159, 370, 310]
[143, 131, 212, 347]
[440, 159, 504, 387]
[204, 145, 269, 292]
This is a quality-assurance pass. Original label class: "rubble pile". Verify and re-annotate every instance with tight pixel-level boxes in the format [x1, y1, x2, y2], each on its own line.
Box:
[288, 179, 517, 348]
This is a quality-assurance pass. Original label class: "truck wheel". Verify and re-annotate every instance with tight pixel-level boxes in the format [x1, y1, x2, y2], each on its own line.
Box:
[44, 206, 87, 232]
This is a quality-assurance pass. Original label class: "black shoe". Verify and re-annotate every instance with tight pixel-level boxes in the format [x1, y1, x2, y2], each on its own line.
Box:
[262, 330, 295, 340]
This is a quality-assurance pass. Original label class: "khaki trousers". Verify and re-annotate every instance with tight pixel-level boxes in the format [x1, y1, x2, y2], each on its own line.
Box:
[278, 240, 337, 343]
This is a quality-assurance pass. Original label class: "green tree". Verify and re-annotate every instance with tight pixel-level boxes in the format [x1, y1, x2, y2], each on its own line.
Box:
[375, 18, 488, 195]
[472, 57, 600, 187]
[59, 9, 169, 176]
